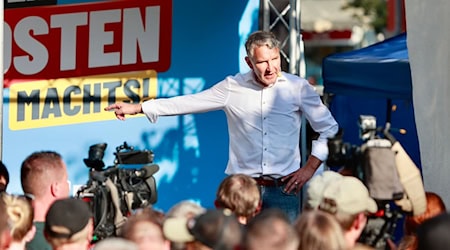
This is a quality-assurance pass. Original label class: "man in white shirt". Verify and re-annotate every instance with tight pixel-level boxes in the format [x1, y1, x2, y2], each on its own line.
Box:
[105, 30, 338, 221]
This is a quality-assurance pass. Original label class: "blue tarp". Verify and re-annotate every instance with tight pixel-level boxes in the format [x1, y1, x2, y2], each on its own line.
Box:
[323, 33, 412, 100]
[321, 32, 421, 169]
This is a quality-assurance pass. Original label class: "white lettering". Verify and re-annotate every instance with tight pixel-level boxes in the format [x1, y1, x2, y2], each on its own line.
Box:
[89, 9, 121, 68]
[122, 6, 160, 65]
[14, 16, 49, 75]
[51, 12, 88, 71]
[4, 23, 12, 73]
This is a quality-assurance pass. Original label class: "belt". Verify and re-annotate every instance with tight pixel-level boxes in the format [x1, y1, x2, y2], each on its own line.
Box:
[253, 176, 284, 187]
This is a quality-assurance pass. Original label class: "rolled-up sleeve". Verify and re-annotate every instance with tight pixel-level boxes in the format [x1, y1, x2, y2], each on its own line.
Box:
[300, 84, 339, 161]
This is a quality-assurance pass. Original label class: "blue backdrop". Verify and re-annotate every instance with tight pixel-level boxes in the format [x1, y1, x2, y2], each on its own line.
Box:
[3, 0, 259, 212]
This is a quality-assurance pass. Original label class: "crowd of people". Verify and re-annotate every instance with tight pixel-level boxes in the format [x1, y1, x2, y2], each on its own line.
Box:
[0, 29, 448, 250]
[0, 154, 448, 250]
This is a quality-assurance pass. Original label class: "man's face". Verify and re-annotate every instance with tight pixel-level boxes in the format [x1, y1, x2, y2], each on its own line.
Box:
[245, 45, 281, 87]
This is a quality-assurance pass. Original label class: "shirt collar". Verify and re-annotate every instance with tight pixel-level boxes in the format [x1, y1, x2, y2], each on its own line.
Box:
[243, 71, 286, 88]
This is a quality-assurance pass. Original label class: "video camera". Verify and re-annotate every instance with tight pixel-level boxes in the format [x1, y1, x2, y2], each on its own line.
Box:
[326, 115, 425, 249]
[76, 142, 159, 241]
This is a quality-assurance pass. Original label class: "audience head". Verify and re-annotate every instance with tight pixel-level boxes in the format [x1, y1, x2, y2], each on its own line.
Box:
[318, 176, 377, 248]
[398, 191, 446, 250]
[2, 193, 35, 248]
[305, 170, 343, 210]
[294, 210, 347, 250]
[404, 192, 446, 235]
[215, 174, 261, 224]
[165, 200, 206, 250]
[166, 200, 206, 220]
[94, 237, 138, 250]
[242, 208, 299, 250]
[0, 162, 9, 193]
[163, 209, 242, 250]
[417, 212, 450, 250]
[121, 207, 170, 250]
[44, 198, 93, 249]
[21, 151, 70, 203]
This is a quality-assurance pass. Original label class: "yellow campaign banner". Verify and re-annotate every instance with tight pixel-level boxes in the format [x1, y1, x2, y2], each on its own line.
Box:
[9, 70, 157, 130]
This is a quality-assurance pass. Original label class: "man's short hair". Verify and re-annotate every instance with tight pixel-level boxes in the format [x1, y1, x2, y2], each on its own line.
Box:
[20, 151, 65, 198]
[245, 30, 280, 58]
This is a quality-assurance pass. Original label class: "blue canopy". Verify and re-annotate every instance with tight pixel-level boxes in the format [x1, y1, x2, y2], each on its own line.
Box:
[321, 32, 421, 169]
[322, 33, 412, 100]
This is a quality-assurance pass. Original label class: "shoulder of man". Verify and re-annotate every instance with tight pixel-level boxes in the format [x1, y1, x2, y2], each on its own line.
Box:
[26, 222, 52, 250]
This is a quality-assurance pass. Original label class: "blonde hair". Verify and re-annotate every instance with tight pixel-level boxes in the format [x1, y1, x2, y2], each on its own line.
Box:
[243, 208, 299, 250]
[295, 210, 347, 250]
[2, 193, 34, 241]
[215, 174, 261, 221]
[121, 207, 165, 240]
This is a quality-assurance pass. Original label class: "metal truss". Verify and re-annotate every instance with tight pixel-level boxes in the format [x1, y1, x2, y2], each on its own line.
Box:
[260, 0, 304, 77]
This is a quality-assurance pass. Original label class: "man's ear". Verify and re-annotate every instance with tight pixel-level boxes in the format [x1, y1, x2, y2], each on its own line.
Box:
[254, 200, 262, 216]
[353, 212, 368, 230]
[50, 181, 61, 197]
[245, 56, 253, 69]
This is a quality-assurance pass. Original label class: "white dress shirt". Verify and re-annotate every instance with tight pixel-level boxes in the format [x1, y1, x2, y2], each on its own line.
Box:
[142, 71, 338, 178]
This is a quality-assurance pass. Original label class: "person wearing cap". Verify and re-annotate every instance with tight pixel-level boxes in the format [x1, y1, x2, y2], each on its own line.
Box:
[163, 209, 242, 250]
[44, 198, 94, 250]
[105, 30, 339, 222]
[21, 151, 71, 250]
[304, 170, 343, 210]
[318, 176, 377, 249]
[215, 174, 262, 224]
[164, 200, 206, 250]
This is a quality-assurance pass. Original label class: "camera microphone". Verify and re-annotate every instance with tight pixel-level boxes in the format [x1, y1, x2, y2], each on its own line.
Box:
[134, 164, 160, 178]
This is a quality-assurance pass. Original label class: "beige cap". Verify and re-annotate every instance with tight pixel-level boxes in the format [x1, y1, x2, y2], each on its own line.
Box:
[163, 217, 194, 243]
[306, 170, 343, 209]
[319, 176, 377, 214]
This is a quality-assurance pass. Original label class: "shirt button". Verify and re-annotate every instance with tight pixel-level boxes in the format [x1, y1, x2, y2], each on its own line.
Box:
[264, 132, 267, 135]
[264, 148, 267, 151]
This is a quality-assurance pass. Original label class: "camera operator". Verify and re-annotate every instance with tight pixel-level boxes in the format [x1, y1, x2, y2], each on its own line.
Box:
[318, 176, 377, 249]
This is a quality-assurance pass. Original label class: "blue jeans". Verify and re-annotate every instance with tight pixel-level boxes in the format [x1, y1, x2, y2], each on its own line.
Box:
[260, 184, 300, 223]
